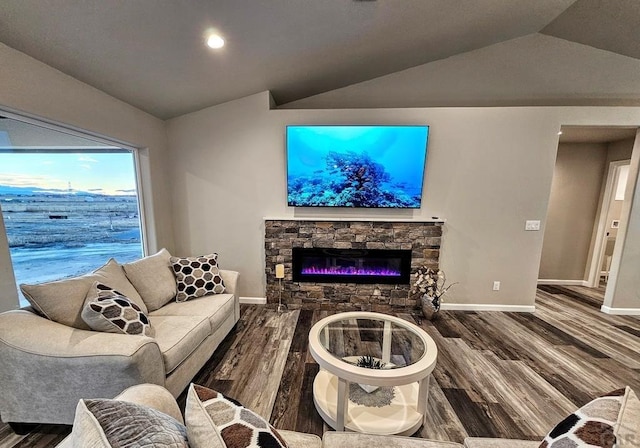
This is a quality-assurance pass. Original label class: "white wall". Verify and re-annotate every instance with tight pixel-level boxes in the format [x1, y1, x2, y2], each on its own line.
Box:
[0, 42, 175, 311]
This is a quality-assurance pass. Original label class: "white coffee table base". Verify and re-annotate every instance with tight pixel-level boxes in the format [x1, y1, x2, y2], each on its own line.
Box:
[313, 369, 424, 436]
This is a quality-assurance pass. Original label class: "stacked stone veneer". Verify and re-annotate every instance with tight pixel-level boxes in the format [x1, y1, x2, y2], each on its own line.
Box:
[264, 220, 442, 311]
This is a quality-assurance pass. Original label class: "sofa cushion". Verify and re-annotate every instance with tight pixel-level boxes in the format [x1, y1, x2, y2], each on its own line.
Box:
[185, 383, 288, 448]
[277, 429, 322, 448]
[70, 398, 188, 447]
[81, 282, 154, 337]
[464, 439, 540, 448]
[149, 293, 235, 333]
[150, 315, 211, 374]
[171, 254, 225, 302]
[123, 248, 177, 312]
[323, 432, 463, 447]
[539, 388, 627, 448]
[21, 258, 147, 330]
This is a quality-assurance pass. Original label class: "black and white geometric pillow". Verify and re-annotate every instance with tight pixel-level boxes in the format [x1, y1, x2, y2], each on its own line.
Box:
[81, 282, 154, 337]
[539, 388, 625, 448]
[170, 254, 225, 302]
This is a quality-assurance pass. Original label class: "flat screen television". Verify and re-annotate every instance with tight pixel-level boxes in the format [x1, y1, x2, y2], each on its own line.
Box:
[286, 125, 429, 208]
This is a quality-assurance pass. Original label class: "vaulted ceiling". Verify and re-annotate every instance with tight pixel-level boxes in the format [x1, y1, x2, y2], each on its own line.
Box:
[0, 0, 639, 119]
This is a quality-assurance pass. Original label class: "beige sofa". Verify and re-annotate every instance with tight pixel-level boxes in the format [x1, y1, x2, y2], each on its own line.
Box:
[55, 383, 640, 447]
[54, 383, 542, 448]
[0, 250, 240, 428]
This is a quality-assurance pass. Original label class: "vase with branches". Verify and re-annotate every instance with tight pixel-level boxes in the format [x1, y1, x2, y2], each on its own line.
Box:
[410, 266, 457, 319]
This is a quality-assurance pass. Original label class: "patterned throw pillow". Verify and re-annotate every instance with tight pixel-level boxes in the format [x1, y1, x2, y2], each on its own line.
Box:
[185, 383, 288, 448]
[81, 282, 154, 337]
[539, 388, 626, 448]
[71, 398, 188, 448]
[170, 254, 225, 302]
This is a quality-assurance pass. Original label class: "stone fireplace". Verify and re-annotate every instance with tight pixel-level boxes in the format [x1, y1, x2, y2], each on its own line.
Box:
[264, 219, 443, 311]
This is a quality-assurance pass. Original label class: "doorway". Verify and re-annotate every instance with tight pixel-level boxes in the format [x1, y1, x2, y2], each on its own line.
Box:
[538, 126, 638, 304]
[587, 161, 630, 288]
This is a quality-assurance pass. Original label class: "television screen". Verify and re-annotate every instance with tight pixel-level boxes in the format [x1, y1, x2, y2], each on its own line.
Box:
[286, 125, 429, 208]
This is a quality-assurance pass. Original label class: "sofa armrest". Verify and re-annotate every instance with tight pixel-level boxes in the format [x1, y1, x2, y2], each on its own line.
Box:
[0, 310, 165, 425]
[0, 310, 159, 357]
[220, 270, 239, 296]
[115, 383, 183, 424]
[278, 429, 322, 448]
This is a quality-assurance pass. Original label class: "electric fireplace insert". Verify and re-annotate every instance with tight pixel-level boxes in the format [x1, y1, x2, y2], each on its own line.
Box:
[292, 248, 412, 284]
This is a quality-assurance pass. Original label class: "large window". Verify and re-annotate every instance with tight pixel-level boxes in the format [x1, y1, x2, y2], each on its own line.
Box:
[0, 117, 144, 307]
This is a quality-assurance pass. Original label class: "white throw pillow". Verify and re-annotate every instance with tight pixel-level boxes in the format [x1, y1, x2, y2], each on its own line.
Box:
[123, 248, 177, 311]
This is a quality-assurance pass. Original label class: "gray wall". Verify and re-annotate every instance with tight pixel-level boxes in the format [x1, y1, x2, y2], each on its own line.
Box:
[166, 91, 640, 309]
[608, 138, 635, 163]
[582, 139, 635, 285]
[0, 205, 18, 312]
[607, 132, 640, 309]
[539, 143, 607, 280]
[0, 42, 175, 311]
[602, 139, 634, 241]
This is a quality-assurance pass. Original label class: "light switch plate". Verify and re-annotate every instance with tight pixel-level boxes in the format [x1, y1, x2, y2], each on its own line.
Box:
[525, 220, 541, 231]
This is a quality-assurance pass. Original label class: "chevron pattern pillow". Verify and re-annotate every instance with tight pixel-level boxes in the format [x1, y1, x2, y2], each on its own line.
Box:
[72, 399, 188, 447]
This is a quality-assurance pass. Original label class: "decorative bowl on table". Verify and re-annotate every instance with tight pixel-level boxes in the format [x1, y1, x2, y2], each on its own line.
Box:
[344, 355, 396, 393]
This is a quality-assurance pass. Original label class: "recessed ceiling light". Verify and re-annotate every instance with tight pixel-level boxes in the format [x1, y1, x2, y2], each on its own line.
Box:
[207, 34, 225, 49]
[558, 131, 563, 135]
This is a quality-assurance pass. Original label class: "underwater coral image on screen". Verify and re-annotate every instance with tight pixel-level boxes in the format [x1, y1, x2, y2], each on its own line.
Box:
[286, 125, 429, 208]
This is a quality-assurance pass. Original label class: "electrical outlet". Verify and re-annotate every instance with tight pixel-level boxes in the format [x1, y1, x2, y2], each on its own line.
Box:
[493, 281, 500, 291]
[525, 220, 541, 231]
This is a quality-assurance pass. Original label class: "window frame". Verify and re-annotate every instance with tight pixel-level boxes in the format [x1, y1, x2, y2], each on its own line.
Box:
[0, 107, 151, 306]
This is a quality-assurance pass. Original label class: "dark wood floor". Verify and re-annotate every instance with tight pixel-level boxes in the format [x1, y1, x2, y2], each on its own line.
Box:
[2, 284, 639, 447]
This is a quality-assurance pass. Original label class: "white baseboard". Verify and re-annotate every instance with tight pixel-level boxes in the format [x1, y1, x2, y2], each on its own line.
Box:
[440, 303, 535, 313]
[239, 297, 267, 305]
[537, 279, 589, 287]
[600, 305, 640, 315]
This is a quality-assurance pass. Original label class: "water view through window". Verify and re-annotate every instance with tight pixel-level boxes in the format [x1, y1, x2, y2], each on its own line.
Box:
[0, 151, 143, 307]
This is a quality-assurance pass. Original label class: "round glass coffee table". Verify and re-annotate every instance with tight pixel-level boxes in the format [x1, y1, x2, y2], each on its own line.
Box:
[308, 311, 437, 436]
